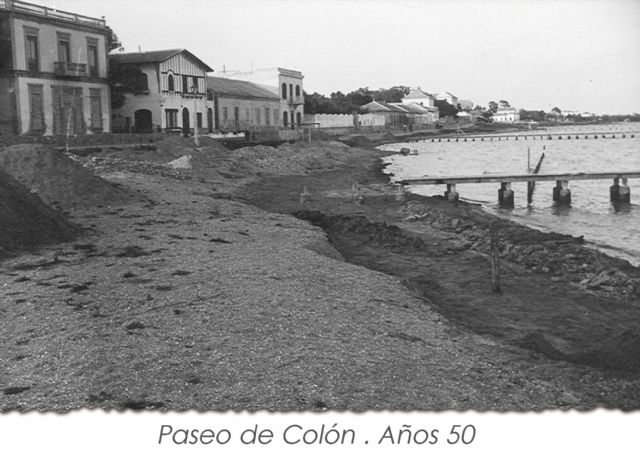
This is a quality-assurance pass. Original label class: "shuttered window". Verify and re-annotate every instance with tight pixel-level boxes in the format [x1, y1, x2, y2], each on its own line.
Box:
[28, 84, 44, 133]
[90, 89, 102, 130]
[87, 38, 99, 77]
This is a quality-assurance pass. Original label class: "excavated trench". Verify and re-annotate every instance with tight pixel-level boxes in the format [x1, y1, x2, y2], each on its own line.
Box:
[293, 209, 640, 374]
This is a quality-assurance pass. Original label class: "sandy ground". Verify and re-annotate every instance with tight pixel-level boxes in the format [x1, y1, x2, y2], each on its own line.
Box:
[1, 139, 639, 412]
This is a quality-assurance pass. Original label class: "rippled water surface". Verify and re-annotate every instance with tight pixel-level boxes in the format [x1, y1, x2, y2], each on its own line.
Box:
[381, 124, 640, 265]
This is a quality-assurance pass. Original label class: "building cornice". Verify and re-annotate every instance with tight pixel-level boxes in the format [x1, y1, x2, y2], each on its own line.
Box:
[1, 9, 109, 35]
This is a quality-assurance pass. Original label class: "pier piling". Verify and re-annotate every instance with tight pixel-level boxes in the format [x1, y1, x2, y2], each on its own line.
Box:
[611, 177, 631, 204]
[498, 182, 514, 208]
[444, 183, 459, 202]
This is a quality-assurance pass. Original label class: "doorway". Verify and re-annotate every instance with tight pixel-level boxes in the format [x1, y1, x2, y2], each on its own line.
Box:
[182, 107, 190, 137]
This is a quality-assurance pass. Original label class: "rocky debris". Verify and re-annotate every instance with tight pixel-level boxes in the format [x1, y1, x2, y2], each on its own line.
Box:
[397, 200, 639, 300]
[166, 155, 192, 169]
[581, 268, 632, 289]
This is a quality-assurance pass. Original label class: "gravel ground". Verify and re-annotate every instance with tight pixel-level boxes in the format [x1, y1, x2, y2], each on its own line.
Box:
[1, 138, 639, 412]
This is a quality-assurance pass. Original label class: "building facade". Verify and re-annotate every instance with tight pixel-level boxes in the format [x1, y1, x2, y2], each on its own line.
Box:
[109, 49, 213, 135]
[493, 106, 520, 123]
[0, 0, 111, 136]
[206, 76, 280, 134]
[217, 67, 304, 129]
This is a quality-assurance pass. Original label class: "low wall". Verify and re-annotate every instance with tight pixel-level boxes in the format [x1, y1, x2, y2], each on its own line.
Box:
[304, 113, 386, 129]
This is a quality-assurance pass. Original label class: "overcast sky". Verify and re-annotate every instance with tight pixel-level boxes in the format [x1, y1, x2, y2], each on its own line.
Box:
[48, 0, 640, 114]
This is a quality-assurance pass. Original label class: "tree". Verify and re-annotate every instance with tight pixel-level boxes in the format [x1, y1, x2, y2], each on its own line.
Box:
[434, 99, 459, 119]
[551, 106, 562, 114]
[105, 25, 122, 52]
[488, 101, 498, 113]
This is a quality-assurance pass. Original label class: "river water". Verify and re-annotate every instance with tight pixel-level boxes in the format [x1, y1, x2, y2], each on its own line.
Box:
[381, 123, 640, 266]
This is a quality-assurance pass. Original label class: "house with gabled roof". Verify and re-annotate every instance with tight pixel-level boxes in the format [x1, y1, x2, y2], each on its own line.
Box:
[402, 87, 436, 109]
[108, 48, 213, 134]
[206, 76, 280, 134]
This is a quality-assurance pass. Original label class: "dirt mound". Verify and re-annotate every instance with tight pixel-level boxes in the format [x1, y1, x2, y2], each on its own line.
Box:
[0, 144, 135, 210]
[575, 329, 640, 372]
[516, 332, 567, 361]
[0, 169, 76, 255]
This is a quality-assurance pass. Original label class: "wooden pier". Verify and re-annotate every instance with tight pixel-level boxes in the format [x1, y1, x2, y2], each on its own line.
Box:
[420, 131, 640, 142]
[398, 171, 639, 207]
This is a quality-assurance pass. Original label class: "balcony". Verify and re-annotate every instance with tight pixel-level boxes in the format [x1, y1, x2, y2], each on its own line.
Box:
[287, 96, 304, 106]
[0, 0, 106, 28]
[54, 61, 87, 77]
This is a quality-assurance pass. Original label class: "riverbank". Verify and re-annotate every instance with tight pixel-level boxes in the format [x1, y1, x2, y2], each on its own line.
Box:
[1, 137, 639, 412]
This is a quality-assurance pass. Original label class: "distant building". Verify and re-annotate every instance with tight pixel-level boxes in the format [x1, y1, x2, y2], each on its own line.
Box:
[217, 67, 304, 129]
[360, 100, 435, 128]
[0, 0, 111, 135]
[108, 48, 213, 134]
[458, 99, 474, 111]
[402, 87, 436, 109]
[493, 106, 520, 123]
[206, 76, 280, 133]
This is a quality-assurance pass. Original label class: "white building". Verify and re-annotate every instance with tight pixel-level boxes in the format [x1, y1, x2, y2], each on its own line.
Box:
[493, 106, 520, 123]
[108, 49, 213, 134]
[216, 67, 304, 129]
[402, 87, 436, 108]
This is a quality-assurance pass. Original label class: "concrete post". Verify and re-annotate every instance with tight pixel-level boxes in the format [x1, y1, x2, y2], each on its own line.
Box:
[612, 177, 631, 203]
[444, 183, 459, 202]
[498, 182, 514, 208]
[557, 180, 571, 204]
[553, 180, 562, 201]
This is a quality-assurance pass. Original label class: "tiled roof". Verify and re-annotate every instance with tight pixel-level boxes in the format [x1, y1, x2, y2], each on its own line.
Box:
[392, 102, 431, 114]
[109, 49, 213, 72]
[206, 76, 279, 100]
[404, 88, 432, 99]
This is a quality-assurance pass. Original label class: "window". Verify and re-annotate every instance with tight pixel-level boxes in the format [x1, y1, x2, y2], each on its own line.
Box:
[192, 76, 198, 93]
[265, 108, 270, 126]
[222, 107, 228, 121]
[182, 75, 189, 93]
[57, 33, 71, 62]
[168, 74, 174, 91]
[289, 84, 293, 100]
[295, 85, 300, 97]
[89, 88, 103, 130]
[87, 38, 99, 77]
[281, 83, 287, 100]
[28, 84, 44, 132]
[197, 112, 202, 128]
[245, 108, 250, 123]
[274, 109, 279, 126]
[52, 86, 83, 135]
[255, 107, 261, 125]
[166, 109, 178, 129]
[25, 31, 39, 72]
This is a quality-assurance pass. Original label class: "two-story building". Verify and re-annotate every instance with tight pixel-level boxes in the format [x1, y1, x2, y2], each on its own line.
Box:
[0, 0, 111, 136]
[108, 48, 213, 135]
[206, 76, 280, 134]
[217, 67, 304, 129]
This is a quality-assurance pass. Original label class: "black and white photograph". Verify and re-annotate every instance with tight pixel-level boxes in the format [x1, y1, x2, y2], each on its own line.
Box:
[1, 0, 639, 452]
